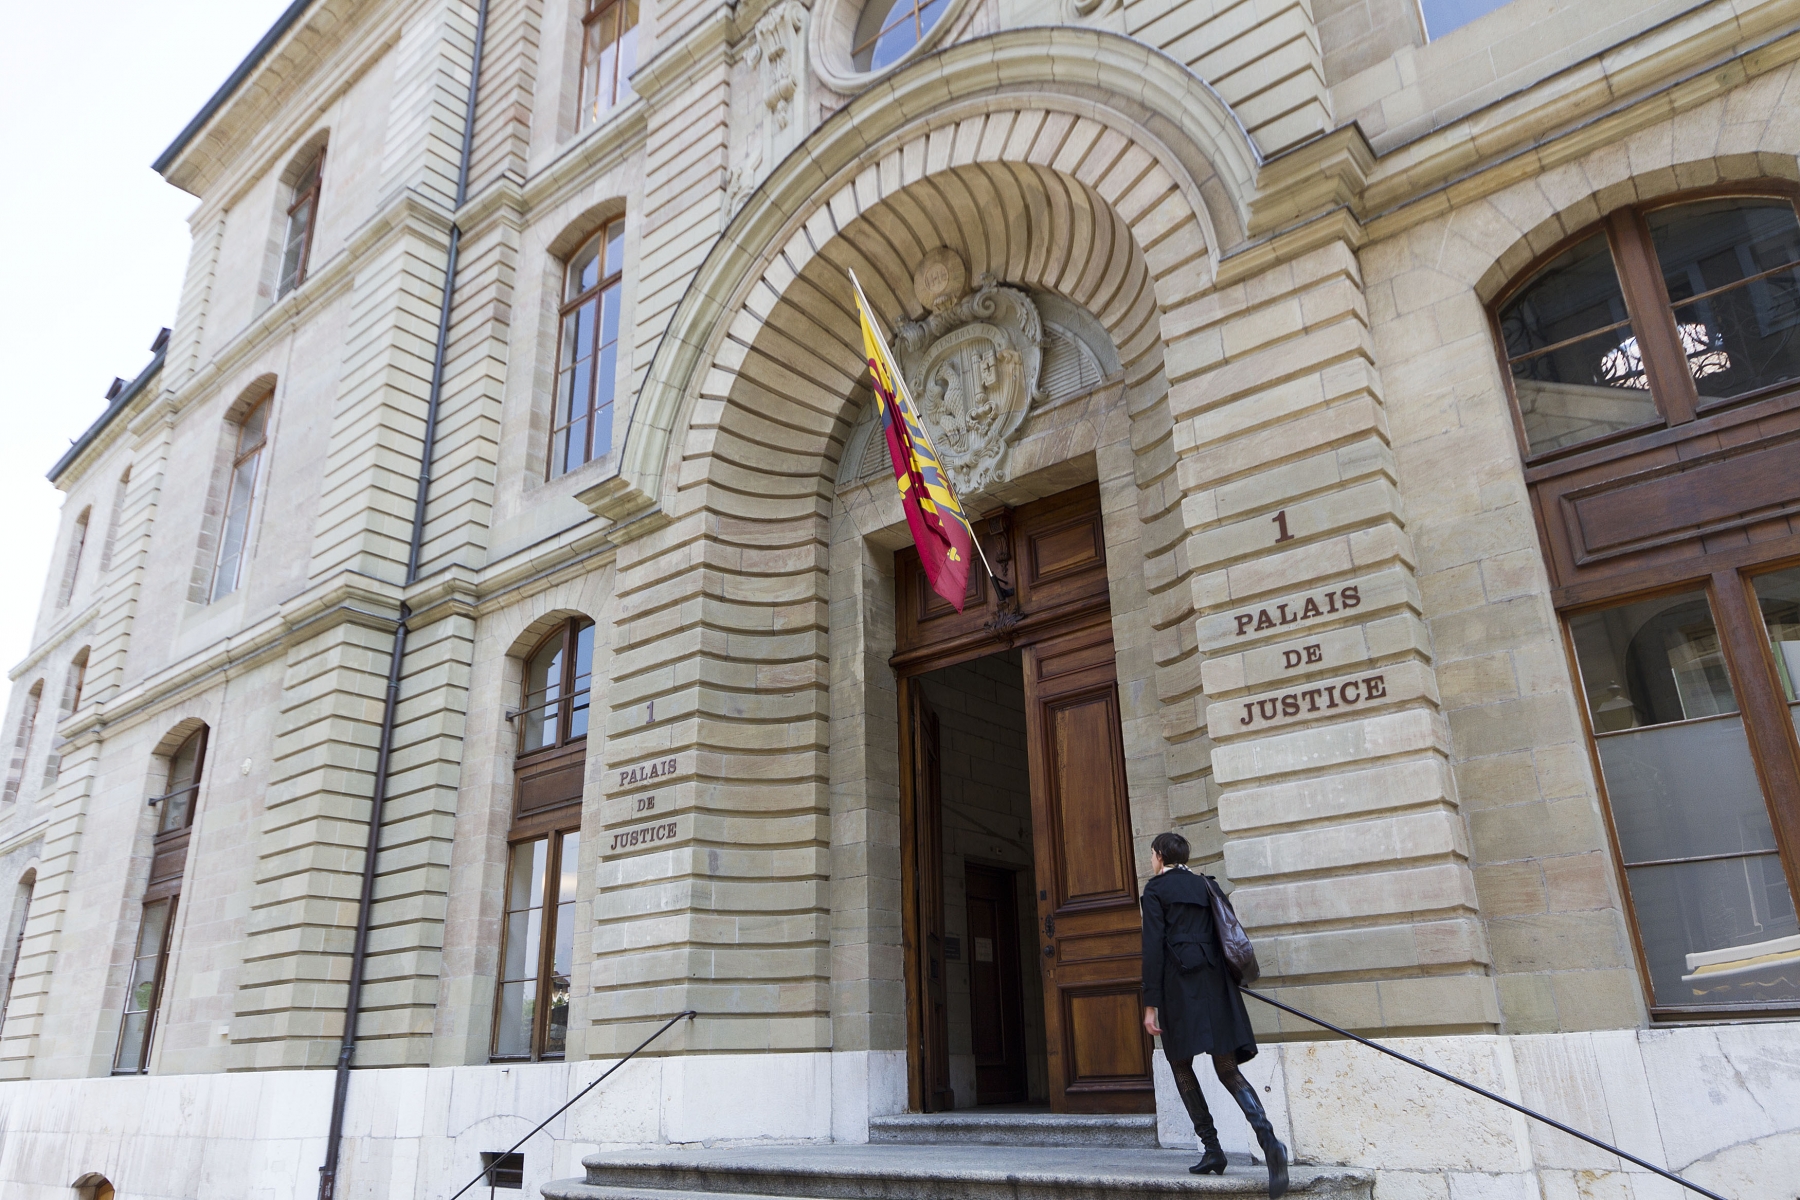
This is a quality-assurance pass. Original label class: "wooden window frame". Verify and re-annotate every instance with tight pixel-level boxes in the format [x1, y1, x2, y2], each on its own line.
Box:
[576, 0, 638, 129]
[111, 895, 178, 1075]
[515, 618, 594, 761]
[279, 149, 324, 297]
[548, 224, 624, 479]
[1491, 184, 1800, 1020]
[490, 823, 581, 1061]
[1491, 183, 1800, 474]
[209, 396, 271, 603]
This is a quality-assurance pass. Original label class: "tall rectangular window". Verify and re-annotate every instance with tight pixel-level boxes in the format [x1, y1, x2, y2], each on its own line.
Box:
[550, 221, 625, 477]
[576, 0, 638, 129]
[56, 509, 90, 608]
[115, 726, 207, 1073]
[210, 399, 270, 602]
[493, 829, 580, 1060]
[1570, 589, 1800, 1010]
[279, 151, 324, 297]
[112, 897, 175, 1074]
[2, 683, 42, 805]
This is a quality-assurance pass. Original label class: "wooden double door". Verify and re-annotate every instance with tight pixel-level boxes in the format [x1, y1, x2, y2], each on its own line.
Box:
[895, 483, 1153, 1113]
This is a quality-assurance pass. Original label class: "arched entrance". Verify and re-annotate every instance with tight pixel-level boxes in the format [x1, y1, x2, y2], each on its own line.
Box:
[591, 29, 1263, 1132]
[894, 482, 1150, 1112]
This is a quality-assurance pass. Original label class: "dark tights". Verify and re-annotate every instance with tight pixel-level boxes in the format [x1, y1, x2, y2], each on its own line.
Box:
[1168, 1053, 1251, 1146]
[1170, 1052, 1249, 1094]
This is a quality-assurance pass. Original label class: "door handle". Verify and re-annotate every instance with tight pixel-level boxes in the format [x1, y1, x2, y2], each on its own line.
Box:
[1042, 913, 1055, 937]
[1043, 944, 1055, 958]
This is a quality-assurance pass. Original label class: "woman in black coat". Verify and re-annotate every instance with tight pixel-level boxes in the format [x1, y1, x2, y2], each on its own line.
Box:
[1141, 831, 1287, 1198]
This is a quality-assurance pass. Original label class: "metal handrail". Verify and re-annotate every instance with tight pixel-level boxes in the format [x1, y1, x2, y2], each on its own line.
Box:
[1240, 988, 1729, 1200]
[446, 1010, 698, 1200]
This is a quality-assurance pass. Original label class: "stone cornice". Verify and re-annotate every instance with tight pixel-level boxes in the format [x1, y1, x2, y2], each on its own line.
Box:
[1359, 0, 1800, 233]
[145, 188, 453, 434]
[160, 0, 409, 202]
[74, 571, 404, 744]
[0, 819, 47, 860]
[8, 603, 101, 685]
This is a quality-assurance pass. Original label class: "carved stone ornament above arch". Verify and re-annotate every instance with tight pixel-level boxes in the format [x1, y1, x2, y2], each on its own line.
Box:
[577, 27, 1261, 533]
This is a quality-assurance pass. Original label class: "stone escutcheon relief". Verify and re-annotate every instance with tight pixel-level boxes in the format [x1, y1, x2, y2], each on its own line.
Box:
[894, 250, 1043, 495]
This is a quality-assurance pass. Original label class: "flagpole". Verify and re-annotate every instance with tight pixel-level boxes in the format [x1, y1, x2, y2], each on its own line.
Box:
[847, 269, 1008, 591]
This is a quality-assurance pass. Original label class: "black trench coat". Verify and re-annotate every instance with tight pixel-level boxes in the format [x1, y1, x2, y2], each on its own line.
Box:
[1140, 866, 1258, 1063]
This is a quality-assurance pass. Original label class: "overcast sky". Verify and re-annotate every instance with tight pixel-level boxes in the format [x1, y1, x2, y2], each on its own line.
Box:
[0, 1, 293, 711]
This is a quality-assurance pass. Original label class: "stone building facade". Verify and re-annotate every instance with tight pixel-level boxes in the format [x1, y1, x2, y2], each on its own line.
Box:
[0, 0, 1797, 1195]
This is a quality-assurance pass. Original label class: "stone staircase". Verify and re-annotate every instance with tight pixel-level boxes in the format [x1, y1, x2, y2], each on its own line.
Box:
[542, 1113, 1374, 1200]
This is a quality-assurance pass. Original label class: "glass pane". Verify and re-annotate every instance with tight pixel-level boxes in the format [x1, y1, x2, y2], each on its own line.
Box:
[1596, 718, 1778, 863]
[1499, 234, 1654, 455]
[279, 202, 312, 296]
[1508, 327, 1660, 456]
[522, 636, 564, 753]
[1628, 855, 1800, 1007]
[564, 417, 590, 475]
[501, 910, 536, 980]
[568, 240, 601, 302]
[544, 965, 570, 1058]
[493, 981, 532, 1057]
[853, 0, 902, 70]
[600, 284, 620, 347]
[559, 832, 581, 905]
[113, 1010, 147, 1071]
[1569, 590, 1740, 729]
[167, 732, 202, 797]
[507, 839, 547, 914]
[1417, 0, 1511, 39]
[239, 401, 269, 453]
[134, 901, 170, 962]
[616, 0, 639, 103]
[1650, 199, 1800, 402]
[605, 221, 625, 278]
[569, 625, 594, 740]
[1753, 567, 1800, 704]
[570, 359, 594, 425]
[576, 300, 596, 361]
[558, 311, 582, 372]
[211, 450, 261, 603]
[1571, 589, 1800, 1008]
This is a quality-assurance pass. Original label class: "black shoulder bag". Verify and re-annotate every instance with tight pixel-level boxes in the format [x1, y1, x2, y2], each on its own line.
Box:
[1201, 873, 1260, 985]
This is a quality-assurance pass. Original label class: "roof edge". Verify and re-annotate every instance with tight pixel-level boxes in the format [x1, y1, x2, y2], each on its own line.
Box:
[49, 344, 168, 485]
[151, 0, 318, 177]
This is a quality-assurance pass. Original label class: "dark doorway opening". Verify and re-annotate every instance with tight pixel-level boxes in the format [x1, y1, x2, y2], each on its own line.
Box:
[915, 650, 1047, 1107]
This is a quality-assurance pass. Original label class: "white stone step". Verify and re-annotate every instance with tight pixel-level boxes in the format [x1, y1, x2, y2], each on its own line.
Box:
[868, 1110, 1160, 1148]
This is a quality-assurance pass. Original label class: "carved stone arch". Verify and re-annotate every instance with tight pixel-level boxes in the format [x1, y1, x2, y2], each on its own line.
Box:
[508, 606, 599, 663]
[226, 373, 278, 424]
[278, 127, 330, 190]
[547, 199, 629, 262]
[594, 26, 1260, 525]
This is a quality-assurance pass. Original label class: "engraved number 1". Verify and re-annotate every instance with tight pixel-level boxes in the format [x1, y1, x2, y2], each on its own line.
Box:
[1272, 509, 1294, 544]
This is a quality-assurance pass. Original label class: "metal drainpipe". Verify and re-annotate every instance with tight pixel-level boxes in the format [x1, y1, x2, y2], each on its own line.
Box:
[316, 2, 489, 1197]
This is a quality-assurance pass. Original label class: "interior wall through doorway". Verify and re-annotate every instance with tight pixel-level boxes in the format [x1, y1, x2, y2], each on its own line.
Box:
[917, 649, 1048, 1107]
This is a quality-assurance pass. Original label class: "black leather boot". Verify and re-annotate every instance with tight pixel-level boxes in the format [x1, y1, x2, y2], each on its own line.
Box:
[1173, 1067, 1228, 1175]
[1226, 1079, 1288, 1199]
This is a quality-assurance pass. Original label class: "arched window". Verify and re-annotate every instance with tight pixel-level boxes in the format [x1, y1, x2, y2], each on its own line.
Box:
[852, 0, 947, 71]
[209, 395, 270, 602]
[2, 682, 42, 804]
[99, 467, 130, 574]
[1493, 189, 1800, 1017]
[0, 871, 35, 1030]
[56, 508, 90, 608]
[549, 219, 625, 478]
[493, 617, 594, 1062]
[577, 0, 638, 128]
[279, 148, 324, 297]
[63, 649, 88, 717]
[115, 726, 207, 1074]
[1497, 195, 1800, 459]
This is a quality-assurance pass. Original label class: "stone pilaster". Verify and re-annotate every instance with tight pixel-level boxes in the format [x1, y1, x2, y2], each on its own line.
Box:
[1177, 237, 1498, 1035]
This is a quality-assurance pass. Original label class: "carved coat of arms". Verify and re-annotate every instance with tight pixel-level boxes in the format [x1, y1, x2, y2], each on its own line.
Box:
[894, 275, 1043, 494]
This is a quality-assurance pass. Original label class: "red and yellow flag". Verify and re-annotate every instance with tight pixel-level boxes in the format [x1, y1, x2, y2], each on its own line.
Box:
[851, 272, 977, 612]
